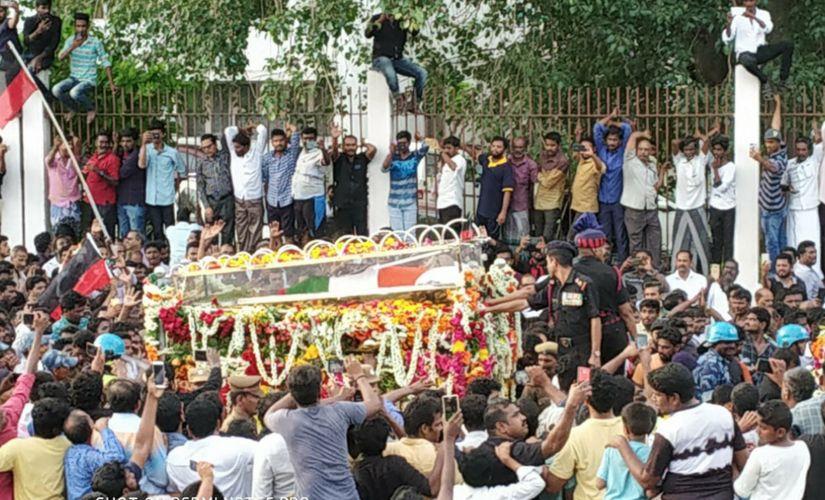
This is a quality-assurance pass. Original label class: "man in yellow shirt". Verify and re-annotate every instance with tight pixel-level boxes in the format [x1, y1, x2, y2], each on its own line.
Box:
[570, 138, 606, 220]
[0, 397, 72, 500]
[547, 370, 625, 500]
[384, 396, 462, 483]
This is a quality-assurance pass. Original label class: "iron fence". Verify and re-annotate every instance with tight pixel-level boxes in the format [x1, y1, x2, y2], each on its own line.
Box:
[56, 83, 825, 258]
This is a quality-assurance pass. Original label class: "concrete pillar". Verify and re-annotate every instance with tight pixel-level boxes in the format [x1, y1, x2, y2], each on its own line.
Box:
[733, 66, 761, 292]
[1, 117, 23, 245]
[366, 70, 391, 232]
[21, 71, 50, 249]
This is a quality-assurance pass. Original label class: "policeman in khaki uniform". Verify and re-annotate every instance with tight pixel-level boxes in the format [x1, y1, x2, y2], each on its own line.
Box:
[483, 240, 601, 387]
[220, 374, 264, 432]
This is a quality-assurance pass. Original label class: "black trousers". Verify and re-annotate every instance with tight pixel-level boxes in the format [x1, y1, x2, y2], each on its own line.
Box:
[266, 202, 295, 238]
[336, 205, 368, 236]
[738, 41, 794, 84]
[294, 199, 315, 241]
[709, 207, 735, 265]
[602, 321, 629, 376]
[207, 195, 236, 244]
[146, 204, 174, 242]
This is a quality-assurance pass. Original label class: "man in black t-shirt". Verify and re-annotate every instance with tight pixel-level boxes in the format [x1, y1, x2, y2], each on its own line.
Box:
[330, 126, 376, 236]
[365, 12, 428, 111]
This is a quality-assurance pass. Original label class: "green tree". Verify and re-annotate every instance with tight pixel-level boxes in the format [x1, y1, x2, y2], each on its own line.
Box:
[43, 0, 825, 99]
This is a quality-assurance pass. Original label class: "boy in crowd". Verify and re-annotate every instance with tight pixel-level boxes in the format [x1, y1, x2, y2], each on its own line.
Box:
[597, 402, 657, 500]
[734, 400, 810, 499]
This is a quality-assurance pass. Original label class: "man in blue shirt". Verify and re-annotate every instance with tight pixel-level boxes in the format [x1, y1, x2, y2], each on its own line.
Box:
[693, 322, 738, 402]
[381, 130, 428, 231]
[262, 123, 300, 242]
[138, 118, 185, 242]
[63, 411, 127, 500]
[52, 12, 116, 124]
[593, 108, 632, 263]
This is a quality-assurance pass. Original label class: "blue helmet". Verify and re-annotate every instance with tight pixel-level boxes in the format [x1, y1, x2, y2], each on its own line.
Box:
[706, 322, 739, 344]
[94, 333, 125, 360]
[776, 324, 809, 348]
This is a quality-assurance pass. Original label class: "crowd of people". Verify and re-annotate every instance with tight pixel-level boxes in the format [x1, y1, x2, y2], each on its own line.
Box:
[0, 1, 824, 500]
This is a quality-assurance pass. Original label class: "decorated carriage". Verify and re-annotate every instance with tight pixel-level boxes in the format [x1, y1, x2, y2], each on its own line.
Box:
[142, 222, 522, 395]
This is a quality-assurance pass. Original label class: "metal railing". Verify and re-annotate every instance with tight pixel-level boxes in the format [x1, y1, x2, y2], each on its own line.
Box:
[54, 83, 825, 257]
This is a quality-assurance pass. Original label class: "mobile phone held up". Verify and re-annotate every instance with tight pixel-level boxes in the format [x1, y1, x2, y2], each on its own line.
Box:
[152, 361, 167, 388]
[327, 358, 344, 375]
[86, 343, 98, 358]
[442, 394, 459, 422]
[194, 349, 207, 363]
[22, 313, 34, 327]
[756, 359, 772, 374]
[577, 366, 591, 384]
[636, 334, 648, 348]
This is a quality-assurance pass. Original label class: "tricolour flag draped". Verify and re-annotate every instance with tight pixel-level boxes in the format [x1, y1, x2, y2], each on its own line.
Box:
[0, 42, 37, 129]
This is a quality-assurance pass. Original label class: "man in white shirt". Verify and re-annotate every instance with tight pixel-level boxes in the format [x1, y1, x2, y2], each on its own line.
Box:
[670, 135, 710, 274]
[621, 129, 663, 267]
[793, 240, 824, 302]
[708, 134, 736, 266]
[666, 249, 708, 300]
[166, 399, 256, 499]
[292, 126, 330, 244]
[436, 135, 467, 228]
[225, 123, 267, 253]
[722, 1, 793, 99]
[786, 129, 824, 252]
[252, 394, 295, 499]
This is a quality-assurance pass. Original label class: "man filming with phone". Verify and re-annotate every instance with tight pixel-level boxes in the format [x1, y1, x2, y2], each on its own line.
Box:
[52, 11, 116, 124]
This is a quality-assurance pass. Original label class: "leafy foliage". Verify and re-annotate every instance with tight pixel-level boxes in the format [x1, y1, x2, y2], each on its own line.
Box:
[41, 0, 825, 100]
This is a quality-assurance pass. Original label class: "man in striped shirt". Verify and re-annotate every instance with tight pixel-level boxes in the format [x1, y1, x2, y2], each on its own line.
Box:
[751, 95, 787, 268]
[52, 12, 116, 124]
[382, 130, 429, 231]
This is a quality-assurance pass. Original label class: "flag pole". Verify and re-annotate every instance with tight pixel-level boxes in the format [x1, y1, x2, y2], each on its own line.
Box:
[5, 41, 112, 243]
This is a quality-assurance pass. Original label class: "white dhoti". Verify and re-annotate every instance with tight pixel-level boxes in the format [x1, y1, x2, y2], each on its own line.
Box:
[787, 207, 821, 259]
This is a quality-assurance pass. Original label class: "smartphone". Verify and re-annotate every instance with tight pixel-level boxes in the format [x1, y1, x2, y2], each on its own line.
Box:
[637, 334, 649, 348]
[194, 349, 207, 363]
[577, 366, 591, 384]
[442, 394, 459, 421]
[572, 143, 585, 152]
[189, 460, 198, 471]
[86, 343, 98, 357]
[327, 358, 344, 375]
[152, 132, 160, 140]
[514, 370, 529, 385]
[152, 361, 166, 387]
[22, 313, 34, 327]
[756, 359, 772, 374]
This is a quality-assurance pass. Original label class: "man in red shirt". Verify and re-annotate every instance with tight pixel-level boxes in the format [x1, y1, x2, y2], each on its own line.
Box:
[80, 131, 120, 237]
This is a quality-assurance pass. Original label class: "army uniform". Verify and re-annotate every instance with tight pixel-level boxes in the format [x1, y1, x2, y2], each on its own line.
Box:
[574, 255, 631, 372]
[528, 270, 599, 379]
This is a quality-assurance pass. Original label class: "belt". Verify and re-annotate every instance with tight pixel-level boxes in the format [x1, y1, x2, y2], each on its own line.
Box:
[599, 311, 623, 326]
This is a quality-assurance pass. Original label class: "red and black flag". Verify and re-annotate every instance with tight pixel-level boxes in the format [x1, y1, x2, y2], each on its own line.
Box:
[37, 233, 111, 318]
[1, 41, 37, 129]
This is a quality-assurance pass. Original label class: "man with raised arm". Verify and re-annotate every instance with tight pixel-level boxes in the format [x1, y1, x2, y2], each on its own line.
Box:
[264, 358, 382, 499]
[621, 128, 663, 267]
[225, 122, 268, 252]
[722, 0, 793, 100]
[594, 107, 632, 263]
[751, 95, 787, 268]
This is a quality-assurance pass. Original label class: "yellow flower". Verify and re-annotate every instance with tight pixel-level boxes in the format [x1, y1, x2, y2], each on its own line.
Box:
[477, 348, 489, 361]
[451, 341, 466, 353]
[304, 344, 319, 360]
